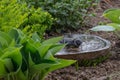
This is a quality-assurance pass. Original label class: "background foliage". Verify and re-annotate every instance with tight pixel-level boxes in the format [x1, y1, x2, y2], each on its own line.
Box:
[21, 0, 98, 32]
[0, 0, 53, 38]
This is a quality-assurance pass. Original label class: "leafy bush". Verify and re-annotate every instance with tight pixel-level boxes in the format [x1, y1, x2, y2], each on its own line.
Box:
[90, 9, 120, 38]
[0, 0, 28, 32]
[0, 0, 53, 38]
[0, 28, 76, 80]
[21, 0, 98, 31]
[21, 7, 54, 38]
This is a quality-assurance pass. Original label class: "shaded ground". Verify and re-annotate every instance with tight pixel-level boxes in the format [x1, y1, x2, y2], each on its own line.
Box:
[45, 0, 120, 80]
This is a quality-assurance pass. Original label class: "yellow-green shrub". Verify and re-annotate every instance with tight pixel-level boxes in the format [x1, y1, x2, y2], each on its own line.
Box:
[0, 0, 53, 38]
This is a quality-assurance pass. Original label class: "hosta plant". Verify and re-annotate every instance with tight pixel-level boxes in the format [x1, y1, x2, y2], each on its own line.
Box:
[0, 28, 76, 80]
[90, 9, 120, 38]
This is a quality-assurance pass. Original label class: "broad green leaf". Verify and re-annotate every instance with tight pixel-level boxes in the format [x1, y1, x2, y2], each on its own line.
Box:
[0, 31, 12, 44]
[9, 28, 19, 40]
[0, 59, 7, 77]
[0, 49, 3, 56]
[48, 59, 76, 72]
[38, 44, 53, 58]
[8, 28, 19, 43]
[25, 41, 37, 54]
[1, 47, 22, 72]
[8, 40, 16, 47]
[29, 59, 59, 80]
[15, 70, 27, 80]
[103, 9, 120, 24]
[107, 23, 120, 31]
[0, 36, 8, 49]
[25, 41, 41, 64]
[29, 62, 58, 80]
[48, 44, 65, 55]
[3, 58, 14, 72]
[28, 52, 35, 66]
[41, 59, 76, 80]
[90, 25, 115, 31]
[42, 36, 63, 44]
[43, 44, 65, 60]
[30, 61, 57, 73]
[32, 32, 41, 42]
[20, 46, 29, 72]
[33, 41, 41, 48]
[9, 28, 27, 44]
[44, 52, 55, 60]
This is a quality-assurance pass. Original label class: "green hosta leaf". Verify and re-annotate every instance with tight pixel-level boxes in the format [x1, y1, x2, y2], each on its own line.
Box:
[30, 59, 76, 80]
[20, 46, 28, 72]
[28, 52, 35, 67]
[42, 36, 63, 44]
[32, 32, 41, 42]
[38, 44, 55, 58]
[48, 59, 76, 72]
[0, 59, 7, 77]
[30, 60, 57, 73]
[8, 40, 16, 48]
[1, 47, 22, 72]
[3, 58, 14, 72]
[103, 9, 120, 24]
[15, 70, 27, 80]
[25, 41, 41, 64]
[29, 60, 58, 80]
[90, 25, 115, 31]
[9, 28, 27, 44]
[107, 23, 120, 31]
[33, 41, 41, 49]
[48, 44, 65, 55]
[0, 31, 12, 45]
[41, 59, 76, 80]
[25, 41, 37, 54]
[0, 36, 8, 49]
[39, 44, 64, 60]
[8, 28, 19, 43]
[44, 52, 55, 60]
[0, 49, 3, 56]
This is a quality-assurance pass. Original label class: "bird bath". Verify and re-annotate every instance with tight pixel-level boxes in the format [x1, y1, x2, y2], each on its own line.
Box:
[55, 34, 111, 61]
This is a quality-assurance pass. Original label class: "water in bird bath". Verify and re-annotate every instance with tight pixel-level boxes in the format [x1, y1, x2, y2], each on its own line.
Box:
[56, 34, 109, 55]
[79, 35, 105, 52]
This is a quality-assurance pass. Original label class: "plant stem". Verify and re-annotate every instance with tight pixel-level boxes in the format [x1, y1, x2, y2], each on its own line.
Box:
[75, 61, 79, 71]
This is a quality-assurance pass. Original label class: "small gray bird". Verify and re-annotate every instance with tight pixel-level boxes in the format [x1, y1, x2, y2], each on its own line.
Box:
[59, 38, 82, 48]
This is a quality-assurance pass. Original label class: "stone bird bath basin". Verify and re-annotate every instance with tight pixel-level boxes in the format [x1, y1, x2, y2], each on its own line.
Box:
[55, 34, 111, 61]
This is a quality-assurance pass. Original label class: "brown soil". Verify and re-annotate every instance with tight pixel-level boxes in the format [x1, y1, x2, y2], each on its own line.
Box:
[45, 0, 120, 80]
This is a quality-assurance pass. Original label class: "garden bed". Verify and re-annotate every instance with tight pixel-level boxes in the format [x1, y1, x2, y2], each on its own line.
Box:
[45, 0, 120, 80]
